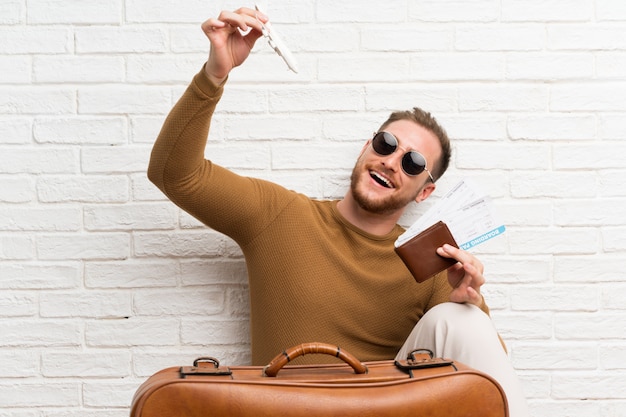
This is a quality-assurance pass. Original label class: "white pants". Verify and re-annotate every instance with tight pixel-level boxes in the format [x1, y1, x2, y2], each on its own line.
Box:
[395, 303, 529, 417]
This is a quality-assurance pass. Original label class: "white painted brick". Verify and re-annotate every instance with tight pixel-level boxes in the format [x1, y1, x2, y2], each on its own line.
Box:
[508, 227, 599, 255]
[38, 175, 129, 203]
[0, 0, 23, 24]
[551, 83, 626, 111]
[0, 56, 31, 83]
[130, 116, 166, 144]
[507, 52, 594, 81]
[37, 233, 130, 260]
[319, 55, 410, 82]
[603, 227, 626, 252]
[501, 0, 591, 21]
[75, 27, 167, 53]
[0, 350, 39, 378]
[511, 172, 596, 198]
[85, 318, 179, 347]
[408, 0, 498, 22]
[549, 25, 626, 50]
[554, 143, 626, 169]
[0, 236, 29, 261]
[456, 25, 545, 51]
[170, 26, 209, 53]
[133, 289, 225, 316]
[556, 313, 626, 340]
[512, 343, 597, 370]
[0, 383, 80, 407]
[34, 116, 126, 145]
[411, 53, 504, 81]
[85, 260, 178, 289]
[0, 207, 80, 231]
[0, 87, 75, 115]
[490, 312, 553, 340]
[0, 117, 32, 144]
[456, 143, 550, 170]
[78, 86, 171, 115]
[0, 176, 34, 203]
[133, 231, 224, 258]
[0, 147, 77, 174]
[0, 28, 70, 54]
[81, 146, 151, 174]
[554, 199, 626, 226]
[0, 320, 81, 347]
[223, 115, 320, 141]
[598, 114, 626, 139]
[269, 86, 364, 112]
[599, 170, 626, 197]
[365, 85, 458, 113]
[361, 26, 453, 52]
[27, 0, 122, 24]
[42, 350, 131, 377]
[181, 318, 250, 345]
[552, 373, 626, 400]
[508, 113, 596, 140]
[0, 263, 80, 289]
[33, 56, 125, 83]
[82, 381, 138, 407]
[597, 0, 626, 20]
[0, 292, 37, 317]
[511, 285, 598, 312]
[443, 114, 507, 141]
[84, 203, 177, 231]
[40, 291, 131, 318]
[529, 401, 601, 417]
[498, 200, 552, 227]
[316, 0, 406, 23]
[459, 84, 548, 111]
[126, 54, 206, 84]
[272, 143, 356, 170]
[600, 344, 626, 369]
[125, 0, 211, 23]
[555, 255, 626, 283]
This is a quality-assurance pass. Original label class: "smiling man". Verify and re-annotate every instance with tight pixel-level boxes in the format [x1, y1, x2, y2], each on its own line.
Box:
[147, 6, 529, 416]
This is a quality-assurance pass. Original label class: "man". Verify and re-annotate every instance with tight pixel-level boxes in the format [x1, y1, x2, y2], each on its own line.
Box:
[147, 7, 529, 416]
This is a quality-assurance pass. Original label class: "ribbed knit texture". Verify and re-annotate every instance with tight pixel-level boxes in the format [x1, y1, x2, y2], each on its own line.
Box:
[148, 67, 490, 365]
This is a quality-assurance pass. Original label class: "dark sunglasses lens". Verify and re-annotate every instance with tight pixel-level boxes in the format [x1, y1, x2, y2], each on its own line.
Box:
[402, 152, 426, 176]
[372, 132, 397, 155]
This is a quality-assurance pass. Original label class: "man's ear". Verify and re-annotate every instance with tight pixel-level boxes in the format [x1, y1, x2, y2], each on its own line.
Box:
[414, 181, 436, 204]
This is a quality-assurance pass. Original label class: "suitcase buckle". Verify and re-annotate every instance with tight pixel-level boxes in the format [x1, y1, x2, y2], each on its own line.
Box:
[180, 357, 233, 377]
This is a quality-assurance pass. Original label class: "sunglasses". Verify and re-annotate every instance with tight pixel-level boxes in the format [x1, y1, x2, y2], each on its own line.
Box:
[371, 131, 435, 182]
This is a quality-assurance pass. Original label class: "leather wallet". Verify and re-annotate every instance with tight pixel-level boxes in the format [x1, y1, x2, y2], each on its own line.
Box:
[394, 221, 459, 283]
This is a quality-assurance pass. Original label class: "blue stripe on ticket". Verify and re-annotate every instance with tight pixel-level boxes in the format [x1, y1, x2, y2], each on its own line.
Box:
[459, 225, 506, 250]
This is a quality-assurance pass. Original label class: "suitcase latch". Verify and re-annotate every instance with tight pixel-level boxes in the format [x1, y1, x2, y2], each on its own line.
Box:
[180, 357, 233, 377]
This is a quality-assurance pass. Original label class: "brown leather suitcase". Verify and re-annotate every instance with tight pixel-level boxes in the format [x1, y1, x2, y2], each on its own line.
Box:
[130, 342, 508, 417]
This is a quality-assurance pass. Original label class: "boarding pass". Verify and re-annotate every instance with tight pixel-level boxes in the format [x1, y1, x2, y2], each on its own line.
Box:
[395, 179, 506, 250]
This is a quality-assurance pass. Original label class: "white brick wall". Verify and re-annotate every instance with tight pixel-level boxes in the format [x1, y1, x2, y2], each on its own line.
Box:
[1, 0, 625, 415]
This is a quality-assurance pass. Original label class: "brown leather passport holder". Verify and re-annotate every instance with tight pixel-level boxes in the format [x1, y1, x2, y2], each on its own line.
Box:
[394, 221, 459, 283]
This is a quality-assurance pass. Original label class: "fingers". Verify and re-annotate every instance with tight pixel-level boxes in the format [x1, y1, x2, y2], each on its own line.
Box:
[201, 8, 267, 37]
[437, 244, 484, 274]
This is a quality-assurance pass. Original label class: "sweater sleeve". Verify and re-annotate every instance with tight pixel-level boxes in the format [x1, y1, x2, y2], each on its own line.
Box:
[147, 66, 297, 245]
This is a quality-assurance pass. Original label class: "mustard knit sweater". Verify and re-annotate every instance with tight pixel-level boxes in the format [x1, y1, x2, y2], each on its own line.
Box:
[148, 67, 490, 365]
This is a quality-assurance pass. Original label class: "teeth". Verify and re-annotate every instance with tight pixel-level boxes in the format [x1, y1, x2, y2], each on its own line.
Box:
[370, 171, 392, 188]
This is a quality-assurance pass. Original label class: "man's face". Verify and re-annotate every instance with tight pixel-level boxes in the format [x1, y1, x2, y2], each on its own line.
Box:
[349, 120, 441, 215]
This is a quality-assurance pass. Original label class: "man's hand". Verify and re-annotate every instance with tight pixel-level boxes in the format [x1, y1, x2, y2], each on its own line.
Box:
[201, 7, 268, 86]
[437, 244, 485, 307]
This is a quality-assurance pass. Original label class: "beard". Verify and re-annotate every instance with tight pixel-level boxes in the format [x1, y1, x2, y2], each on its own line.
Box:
[348, 159, 421, 215]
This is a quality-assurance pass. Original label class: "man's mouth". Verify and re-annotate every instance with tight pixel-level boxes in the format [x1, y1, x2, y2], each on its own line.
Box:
[370, 171, 394, 189]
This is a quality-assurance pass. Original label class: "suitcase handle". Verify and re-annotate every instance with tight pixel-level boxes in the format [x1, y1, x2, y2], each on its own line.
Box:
[264, 342, 368, 377]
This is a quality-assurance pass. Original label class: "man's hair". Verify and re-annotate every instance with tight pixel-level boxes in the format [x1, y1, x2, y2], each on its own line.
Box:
[378, 108, 451, 182]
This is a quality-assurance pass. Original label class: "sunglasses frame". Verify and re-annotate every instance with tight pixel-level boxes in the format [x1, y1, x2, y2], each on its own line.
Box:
[371, 131, 435, 182]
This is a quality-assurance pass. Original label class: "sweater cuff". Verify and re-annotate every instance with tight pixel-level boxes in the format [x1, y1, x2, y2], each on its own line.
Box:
[192, 63, 228, 99]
